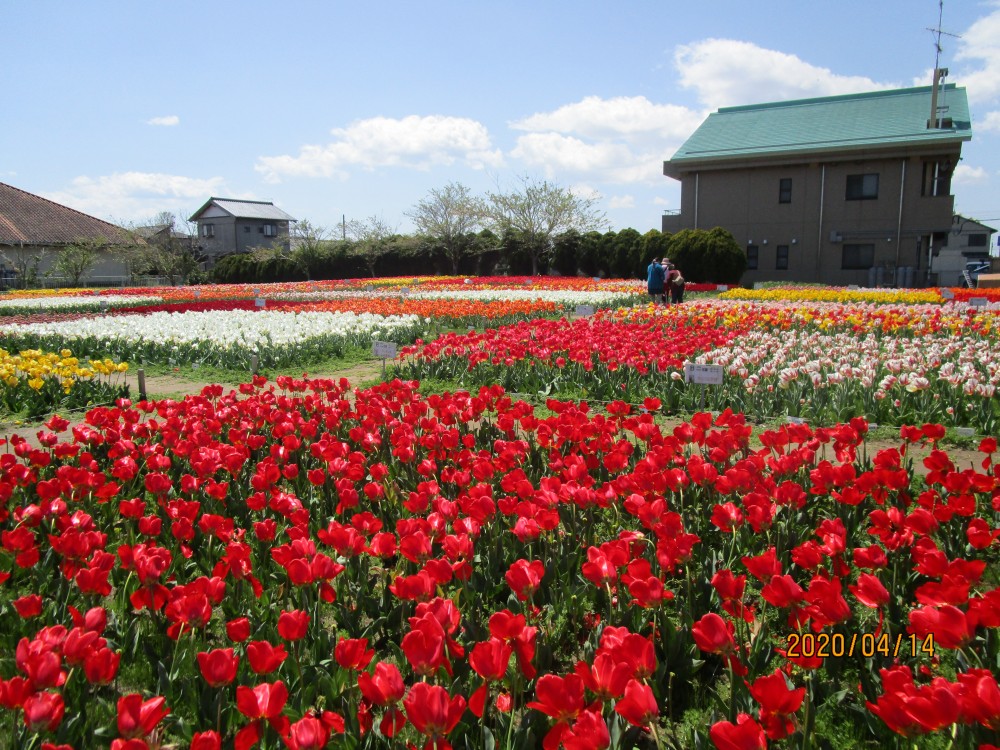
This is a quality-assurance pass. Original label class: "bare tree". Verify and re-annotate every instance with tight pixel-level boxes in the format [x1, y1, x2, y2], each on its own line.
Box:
[346, 215, 397, 277]
[407, 182, 481, 274]
[290, 220, 333, 279]
[481, 176, 607, 275]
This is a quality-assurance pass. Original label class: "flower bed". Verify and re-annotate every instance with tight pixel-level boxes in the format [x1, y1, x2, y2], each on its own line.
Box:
[0, 348, 128, 418]
[0, 379, 996, 749]
[0, 310, 424, 370]
[399, 301, 1000, 431]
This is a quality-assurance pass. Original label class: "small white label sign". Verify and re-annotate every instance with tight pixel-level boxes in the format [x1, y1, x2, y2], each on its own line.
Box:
[575, 305, 595, 317]
[940, 288, 954, 299]
[684, 362, 724, 385]
[969, 297, 988, 307]
[372, 341, 397, 359]
[716, 284, 728, 291]
[254, 297, 266, 308]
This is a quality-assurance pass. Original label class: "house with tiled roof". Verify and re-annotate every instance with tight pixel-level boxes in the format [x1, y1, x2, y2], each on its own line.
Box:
[662, 83, 972, 286]
[0, 181, 139, 286]
[189, 198, 296, 264]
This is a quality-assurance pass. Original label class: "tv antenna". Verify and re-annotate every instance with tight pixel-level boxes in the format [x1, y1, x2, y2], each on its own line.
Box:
[927, 0, 960, 128]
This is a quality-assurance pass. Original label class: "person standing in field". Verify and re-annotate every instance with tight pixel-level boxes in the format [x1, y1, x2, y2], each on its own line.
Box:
[646, 258, 665, 303]
[666, 264, 685, 304]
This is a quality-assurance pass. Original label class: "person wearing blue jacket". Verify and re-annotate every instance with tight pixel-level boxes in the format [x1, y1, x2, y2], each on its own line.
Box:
[646, 258, 665, 303]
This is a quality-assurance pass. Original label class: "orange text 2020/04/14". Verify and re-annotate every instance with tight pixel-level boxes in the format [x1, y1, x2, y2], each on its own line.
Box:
[785, 631, 936, 660]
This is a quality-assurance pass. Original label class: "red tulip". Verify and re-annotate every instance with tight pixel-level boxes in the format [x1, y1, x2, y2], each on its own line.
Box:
[14, 594, 43, 619]
[908, 604, 974, 650]
[402, 682, 466, 749]
[117, 694, 169, 739]
[277, 609, 310, 641]
[190, 730, 222, 750]
[23, 691, 64, 732]
[357, 662, 405, 706]
[614, 679, 658, 727]
[84, 647, 120, 685]
[527, 673, 585, 723]
[505, 558, 545, 601]
[692, 613, 736, 655]
[236, 680, 288, 720]
[401, 615, 450, 677]
[284, 712, 344, 750]
[469, 638, 512, 682]
[747, 669, 805, 739]
[334, 637, 374, 671]
[226, 617, 251, 643]
[196, 648, 239, 687]
[709, 713, 767, 750]
[849, 572, 890, 608]
[246, 641, 287, 674]
[562, 708, 611, 750]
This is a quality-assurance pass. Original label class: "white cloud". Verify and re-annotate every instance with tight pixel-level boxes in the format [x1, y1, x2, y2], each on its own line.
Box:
[507, 95, 701, 187]
[652, 196, 672, 207]
[510, 96, 702, 142]
[510, 132, 662, 185]
[608, 194, 635, 209]
[978, 111, 1000, 132]
[255, 115, 503, 182]
[674, 39, 895, 109]
[44, 172, 230, 223]
[953, 5, 1000, 103]
[146, 115, 180, 127]
[953, 164, 989, 184]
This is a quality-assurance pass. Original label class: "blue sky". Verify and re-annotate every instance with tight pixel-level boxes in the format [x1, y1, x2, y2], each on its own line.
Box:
[4, 1, 1000, 236]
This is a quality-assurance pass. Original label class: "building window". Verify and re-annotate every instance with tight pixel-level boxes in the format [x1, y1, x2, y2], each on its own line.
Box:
[746, 245, 759, 270]
[779, 178, 792, 203]
[776, 245, 789, 270]
[201, 224, 214, 238]
[921, 160, 952, 196]
[244, 226, 251, 233]
[846, 174, 879, 200]
[263, 224, 277, 237]
[968, 234, 988, 247]
[842, 243, 875, 269]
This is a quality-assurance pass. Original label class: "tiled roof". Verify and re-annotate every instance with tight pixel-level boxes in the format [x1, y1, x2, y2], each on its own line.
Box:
[0, 182, 136, 246]
[666, 85, 971, 173]
[189, 198, 296, 222]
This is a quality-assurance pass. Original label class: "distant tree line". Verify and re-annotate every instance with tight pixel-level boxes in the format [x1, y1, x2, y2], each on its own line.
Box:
[214, 179, 745, 284]
[211, 225, 746, 285]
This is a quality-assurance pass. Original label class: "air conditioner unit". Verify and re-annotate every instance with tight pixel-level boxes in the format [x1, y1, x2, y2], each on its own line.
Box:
[829, 231, 843, 243]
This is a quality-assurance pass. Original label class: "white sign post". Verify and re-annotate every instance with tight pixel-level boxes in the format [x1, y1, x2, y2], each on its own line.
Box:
[575, 305, 595, 317]
[684, 362, 724, 410]
[372, 341, 397, 377]
[969, 297, 988, 308]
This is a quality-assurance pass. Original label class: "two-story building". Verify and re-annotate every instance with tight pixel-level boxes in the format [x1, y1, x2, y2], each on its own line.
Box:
[662, 84, 971, 286]
[189, 198, 296, 265]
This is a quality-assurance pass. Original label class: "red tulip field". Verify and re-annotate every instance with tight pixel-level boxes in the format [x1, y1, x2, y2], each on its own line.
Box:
[0, 278, 997, 750]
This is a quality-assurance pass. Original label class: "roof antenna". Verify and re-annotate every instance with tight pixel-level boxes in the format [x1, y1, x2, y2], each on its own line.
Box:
[928, 0, 960, 129]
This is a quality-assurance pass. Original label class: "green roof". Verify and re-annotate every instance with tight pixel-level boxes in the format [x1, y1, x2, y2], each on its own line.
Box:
[666, 84, 971, 172]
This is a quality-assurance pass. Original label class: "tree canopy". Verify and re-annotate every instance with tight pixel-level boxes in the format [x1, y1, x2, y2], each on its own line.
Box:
[480, 177, 607, 275]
